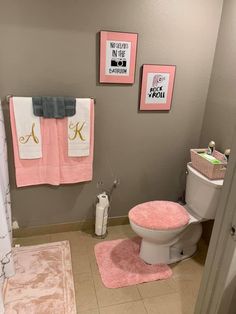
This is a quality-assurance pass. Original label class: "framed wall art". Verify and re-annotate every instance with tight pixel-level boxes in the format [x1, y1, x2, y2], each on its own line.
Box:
[139, 64, 176, 111]
[99, 31, 138, 84]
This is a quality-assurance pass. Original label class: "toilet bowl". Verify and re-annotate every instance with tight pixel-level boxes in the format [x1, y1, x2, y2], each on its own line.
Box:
[129, 209, 202, 264]
[129, 163, 224, 265]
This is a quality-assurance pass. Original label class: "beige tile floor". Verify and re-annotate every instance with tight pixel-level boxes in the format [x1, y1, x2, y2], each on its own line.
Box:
[14, 224, 208, 314]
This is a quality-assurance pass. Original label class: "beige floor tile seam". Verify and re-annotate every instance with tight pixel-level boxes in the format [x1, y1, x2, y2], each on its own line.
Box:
[97, 298, 143, 311]
[73, 276, 99, 312]
[98, 300, 149, 313]
[136, 283, 143, 300]
[142, 298, 152, 314]
[93, 282, 141, 307]
[90, 258, 98, 278]
[95, 281, 142, 309]
[137, 280, 178, 300]
[140, 300, 149, 314]
[143, 290, 183, 302]
[89, 254, 106, 313]
[89, 258, 100, 313]
[68, 235, 99, 313]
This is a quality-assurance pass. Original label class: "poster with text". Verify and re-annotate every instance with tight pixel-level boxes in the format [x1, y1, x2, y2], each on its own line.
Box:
[105, 40, 131, 76]
[100, 31, 138, 84]
[145, 72, 170, 104]
[140, 65, 176, 111]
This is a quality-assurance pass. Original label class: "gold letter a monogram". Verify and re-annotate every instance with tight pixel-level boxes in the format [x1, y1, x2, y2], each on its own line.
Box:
[19, 123, 39, 144]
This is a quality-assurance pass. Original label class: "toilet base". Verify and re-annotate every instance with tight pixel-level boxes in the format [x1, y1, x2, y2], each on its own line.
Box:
[140, 240, 170, 264]
[139, 223, 202, 265]
[170, 244, 197, 263]
[139, 240, 198, 265]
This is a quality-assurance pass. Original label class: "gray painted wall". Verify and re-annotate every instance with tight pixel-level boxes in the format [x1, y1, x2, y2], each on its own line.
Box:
[0, 0, 222, 227]
[200, 0, 236, 151]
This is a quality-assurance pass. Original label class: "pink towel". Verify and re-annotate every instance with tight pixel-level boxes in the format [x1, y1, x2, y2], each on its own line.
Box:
[9, 98, 94, 187]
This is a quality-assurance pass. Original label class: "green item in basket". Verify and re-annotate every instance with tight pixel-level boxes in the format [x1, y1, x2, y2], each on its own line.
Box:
[199, 153, 221, 164]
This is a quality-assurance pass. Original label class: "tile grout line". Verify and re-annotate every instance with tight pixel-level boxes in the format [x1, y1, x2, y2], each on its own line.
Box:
[137, 279, 178, 300]
[88, 248, 100, 312]
[142, 299, 149, 314]
[65, 234, 99, 313]
[98, 300, 149, 312]
[137, 283, 143, 299]
[142, 291, 181, 302]
[98, 299, 144, 311]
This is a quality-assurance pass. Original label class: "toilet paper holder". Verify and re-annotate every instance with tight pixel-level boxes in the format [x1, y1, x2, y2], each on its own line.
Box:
[94, 192, 110, 239]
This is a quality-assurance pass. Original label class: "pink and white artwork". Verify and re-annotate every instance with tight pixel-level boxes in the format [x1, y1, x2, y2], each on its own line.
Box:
[99, 31, 138, 84]
[140, 64, 176, 111]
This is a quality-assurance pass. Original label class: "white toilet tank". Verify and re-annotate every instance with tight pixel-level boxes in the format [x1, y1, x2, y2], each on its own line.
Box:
[185, 163, 224, 219]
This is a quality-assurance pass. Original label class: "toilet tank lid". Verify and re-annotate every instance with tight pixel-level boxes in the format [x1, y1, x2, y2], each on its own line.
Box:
[187, 163, 224, 187]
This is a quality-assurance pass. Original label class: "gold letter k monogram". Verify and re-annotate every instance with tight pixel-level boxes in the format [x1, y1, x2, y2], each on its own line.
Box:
[69, 122, 86, 141]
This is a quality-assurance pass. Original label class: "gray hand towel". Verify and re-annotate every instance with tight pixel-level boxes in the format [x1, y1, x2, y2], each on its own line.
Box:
[64, 97, 76, 117]
[32, 96, 76, 118]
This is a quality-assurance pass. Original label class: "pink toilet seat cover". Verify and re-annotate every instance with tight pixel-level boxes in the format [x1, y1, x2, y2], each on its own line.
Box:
[129, 201, 190, 230]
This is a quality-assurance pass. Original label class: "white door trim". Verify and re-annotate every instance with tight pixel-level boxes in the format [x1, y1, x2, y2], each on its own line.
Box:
[195, 127, 236, 314]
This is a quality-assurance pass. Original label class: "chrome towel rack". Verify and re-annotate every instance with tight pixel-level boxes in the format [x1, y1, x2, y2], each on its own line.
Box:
[6, 95, 96, 104]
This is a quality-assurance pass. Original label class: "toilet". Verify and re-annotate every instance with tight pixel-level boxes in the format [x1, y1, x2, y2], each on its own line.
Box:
[128, 162, 224, 264]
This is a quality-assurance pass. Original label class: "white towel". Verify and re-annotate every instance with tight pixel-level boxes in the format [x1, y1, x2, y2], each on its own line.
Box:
[68, 98, 91, 157]
[12, 97, 42, 159]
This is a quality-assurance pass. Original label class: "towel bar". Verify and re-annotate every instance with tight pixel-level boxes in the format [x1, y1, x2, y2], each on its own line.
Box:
[6, 95, 96, 104]
[6, 95, 13, 103]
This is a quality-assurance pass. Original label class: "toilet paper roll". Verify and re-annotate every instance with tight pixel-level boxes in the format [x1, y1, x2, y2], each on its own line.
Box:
[95, 205, 108, 236]
[95, 192, 109, 236]
[97, 193, 109, 207]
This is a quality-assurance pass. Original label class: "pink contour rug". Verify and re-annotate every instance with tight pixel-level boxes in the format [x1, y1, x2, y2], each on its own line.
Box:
[3, 241, 76, 314]
[94, 237, 172, 288]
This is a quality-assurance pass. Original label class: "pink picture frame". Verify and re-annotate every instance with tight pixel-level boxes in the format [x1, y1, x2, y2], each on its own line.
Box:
[99, 31, 138, 84]
[139, 64, 176, 111]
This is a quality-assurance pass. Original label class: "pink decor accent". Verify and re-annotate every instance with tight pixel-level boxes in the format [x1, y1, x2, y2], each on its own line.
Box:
[191, 148, 226, 180]
[99, 31, 138, 84]
[9, 98, 94, 187]
[129, 201, 190, 230]
[139, 64, 176, 111]
[94, 237, 172, 288]
[3, 241, 76, 314]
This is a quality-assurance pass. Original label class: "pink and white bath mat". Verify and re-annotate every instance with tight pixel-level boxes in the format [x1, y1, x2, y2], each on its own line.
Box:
[94, 237, 172, 288]
[3, 241, 76, 314]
